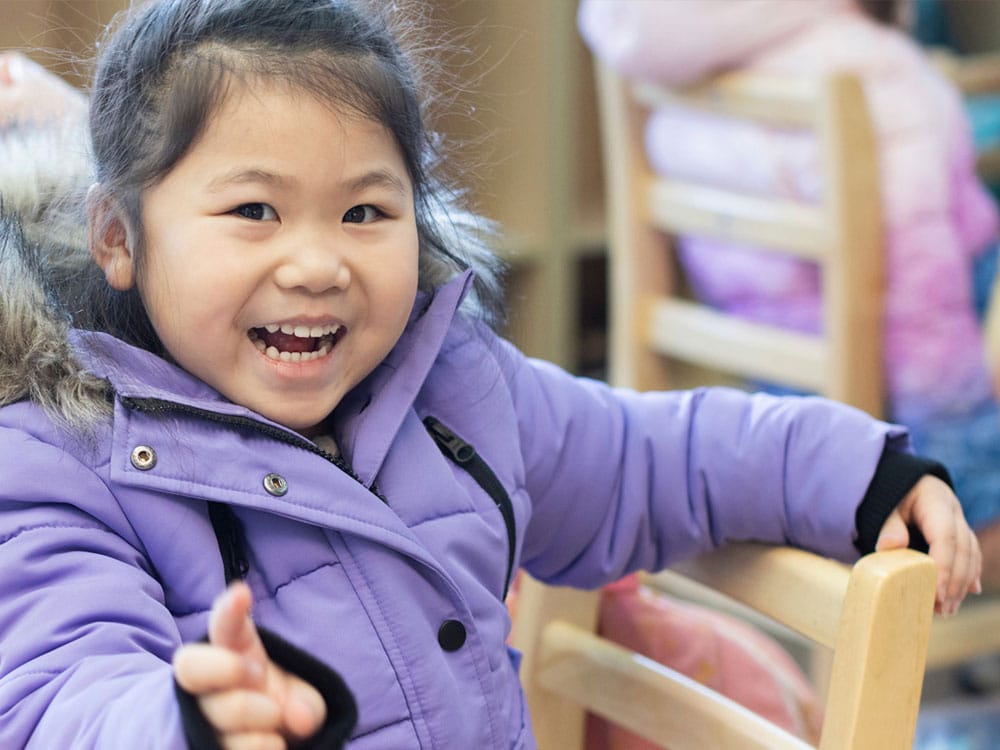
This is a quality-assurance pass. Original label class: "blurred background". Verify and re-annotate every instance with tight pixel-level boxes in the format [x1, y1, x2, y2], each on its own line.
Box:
[5, 0, 1000, 381]
[6, 2, 1000, 747]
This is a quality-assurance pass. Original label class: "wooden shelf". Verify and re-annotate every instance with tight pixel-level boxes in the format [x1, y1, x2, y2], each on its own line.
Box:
[429, 0, 607, 370]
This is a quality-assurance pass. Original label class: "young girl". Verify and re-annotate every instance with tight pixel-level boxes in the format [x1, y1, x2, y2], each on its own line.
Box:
[0, 1, 981, 748]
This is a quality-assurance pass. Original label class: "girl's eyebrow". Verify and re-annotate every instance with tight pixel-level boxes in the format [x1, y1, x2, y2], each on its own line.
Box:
[206, 168, 286, 192]
[205, 167, 408, 196]
[346, 168, 408, 196]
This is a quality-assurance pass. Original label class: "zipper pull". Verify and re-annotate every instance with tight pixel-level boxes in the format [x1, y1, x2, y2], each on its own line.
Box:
[423, 416, 476, 464]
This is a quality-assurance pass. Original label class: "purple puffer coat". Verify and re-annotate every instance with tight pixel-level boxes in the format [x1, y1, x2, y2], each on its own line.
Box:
[0, 270, 907, 748]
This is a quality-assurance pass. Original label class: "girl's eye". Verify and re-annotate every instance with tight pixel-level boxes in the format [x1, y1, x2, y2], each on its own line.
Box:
[343, 204, 382, 224]
[233, 203, 278, 221]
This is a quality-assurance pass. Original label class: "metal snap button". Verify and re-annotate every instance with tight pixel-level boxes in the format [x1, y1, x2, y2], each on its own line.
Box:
[263, 473, 289, 497]
[130, 445, 157, 471]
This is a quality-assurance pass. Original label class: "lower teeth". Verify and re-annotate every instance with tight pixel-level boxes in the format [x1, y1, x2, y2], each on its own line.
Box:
[251, 337, 332, 362]
[261, 344, 332, 362]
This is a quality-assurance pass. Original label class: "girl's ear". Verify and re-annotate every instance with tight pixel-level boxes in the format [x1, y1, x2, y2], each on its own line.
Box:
[88, 183, 136, 291]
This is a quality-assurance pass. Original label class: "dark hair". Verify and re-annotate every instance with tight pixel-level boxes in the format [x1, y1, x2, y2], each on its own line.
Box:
[85, 0, 505, 349]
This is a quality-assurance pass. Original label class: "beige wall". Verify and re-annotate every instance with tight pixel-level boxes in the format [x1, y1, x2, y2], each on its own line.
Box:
[0, 1, 127, 85]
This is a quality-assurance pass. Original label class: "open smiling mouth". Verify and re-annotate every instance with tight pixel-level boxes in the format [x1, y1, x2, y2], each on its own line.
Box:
[248, 323, 345, 362]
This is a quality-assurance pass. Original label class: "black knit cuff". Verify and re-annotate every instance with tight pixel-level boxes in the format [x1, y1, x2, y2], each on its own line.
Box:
[853, 448, 953, 555]
[174, 628, 357, 749]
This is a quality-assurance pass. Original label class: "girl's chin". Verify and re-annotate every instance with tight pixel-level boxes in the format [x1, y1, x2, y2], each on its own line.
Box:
[248, 394, 342, 437]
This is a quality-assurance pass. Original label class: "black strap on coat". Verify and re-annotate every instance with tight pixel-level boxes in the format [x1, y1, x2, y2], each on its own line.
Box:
[423, 416, 518, 599]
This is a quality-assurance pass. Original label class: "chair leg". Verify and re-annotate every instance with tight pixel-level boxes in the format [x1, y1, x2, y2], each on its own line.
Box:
[511, 575, 602, 750]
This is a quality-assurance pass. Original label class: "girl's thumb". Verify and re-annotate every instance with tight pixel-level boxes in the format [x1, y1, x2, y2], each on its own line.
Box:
[875, 508, 910, 552]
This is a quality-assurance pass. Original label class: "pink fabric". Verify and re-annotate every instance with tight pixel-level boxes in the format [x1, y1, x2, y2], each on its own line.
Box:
[507, 573, 822, 746]
[577, 0, 852, 85]
[586, 575, 822, 748]
[580, 0, 1000, 425]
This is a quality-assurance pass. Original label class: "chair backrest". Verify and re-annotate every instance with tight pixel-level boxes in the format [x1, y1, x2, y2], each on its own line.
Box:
[931, 48, 1000, 181]
[599, 63, 885, 416]
[509, 65, 937, 750]
[512, 544, 936, 750]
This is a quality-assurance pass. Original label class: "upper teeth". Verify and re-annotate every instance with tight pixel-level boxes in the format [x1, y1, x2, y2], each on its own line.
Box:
[263, 323, 340, 338]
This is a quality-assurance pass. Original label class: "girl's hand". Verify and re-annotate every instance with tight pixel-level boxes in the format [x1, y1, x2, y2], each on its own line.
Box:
[875, 475, 982, 616]
[173, 582, 327, 749]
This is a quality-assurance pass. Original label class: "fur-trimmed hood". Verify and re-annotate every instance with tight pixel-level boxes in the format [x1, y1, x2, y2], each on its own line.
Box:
[0, 120, 111, 433]
[0, 213, 112, 433]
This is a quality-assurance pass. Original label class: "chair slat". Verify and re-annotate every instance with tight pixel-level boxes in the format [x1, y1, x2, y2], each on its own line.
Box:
[537, 621, 813, 750]
[654, 545, 850, 648]
[632, 74, 821, 126]
[926, 598, 1000, 668]
[648, 178, 827, 259]
[647, 298, 828, 392]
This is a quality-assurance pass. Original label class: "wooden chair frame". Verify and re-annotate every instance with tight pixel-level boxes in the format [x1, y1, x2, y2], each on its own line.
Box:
[512, 545, 936, 749]
[600, 65, 884, 414]
[600, 53, 1000, 674]
[510, 64, 957, 750]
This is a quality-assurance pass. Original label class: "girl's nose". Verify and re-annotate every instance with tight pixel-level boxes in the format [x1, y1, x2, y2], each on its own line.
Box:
[273, 236, 351, 293]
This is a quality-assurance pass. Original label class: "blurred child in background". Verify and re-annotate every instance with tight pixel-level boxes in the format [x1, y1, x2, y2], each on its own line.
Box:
[581, 0, 1000, 589]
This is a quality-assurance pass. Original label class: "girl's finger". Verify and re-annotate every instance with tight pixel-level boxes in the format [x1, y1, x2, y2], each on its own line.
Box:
[209, 582, 255, 650]
[199, 689, 282, 734]
[173, 643, 264, 694]
[875, 508, 910, 551]
[220, 732, 287, 750]
[280, 674, 328, 740]
[941, 503, 980, 612]
[947, 513, 982, 609]
[209, 582, 269, 679]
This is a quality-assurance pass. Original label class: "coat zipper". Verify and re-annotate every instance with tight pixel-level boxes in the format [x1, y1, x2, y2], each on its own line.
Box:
[423, 416, 517, 599]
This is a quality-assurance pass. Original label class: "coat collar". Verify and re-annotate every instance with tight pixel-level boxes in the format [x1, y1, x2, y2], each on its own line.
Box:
[70, 271, 475, 484]
[334, 270, 474, 485]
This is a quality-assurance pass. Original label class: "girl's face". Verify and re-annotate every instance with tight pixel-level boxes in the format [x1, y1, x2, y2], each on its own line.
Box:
[98, 79, 419, 436]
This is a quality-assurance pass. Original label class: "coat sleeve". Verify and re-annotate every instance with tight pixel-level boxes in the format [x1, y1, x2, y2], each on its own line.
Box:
[0, 427, 190, 749]
[500, 346, 909, 589]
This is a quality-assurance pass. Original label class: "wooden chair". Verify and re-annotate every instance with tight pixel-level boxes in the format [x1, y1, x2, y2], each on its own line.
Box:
[598, 57, 1000, 673]
[512, 545, 936, 749]
[509, 65, 960, 750]
[601, 64, 883, 410]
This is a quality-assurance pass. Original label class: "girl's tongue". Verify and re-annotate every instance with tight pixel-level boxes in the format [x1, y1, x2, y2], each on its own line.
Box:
[253, 328, 317, 353]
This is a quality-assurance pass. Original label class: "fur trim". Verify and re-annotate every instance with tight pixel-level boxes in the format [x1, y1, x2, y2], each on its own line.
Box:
[0, 118, 91, 259]
[0, 213, 112, 431]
